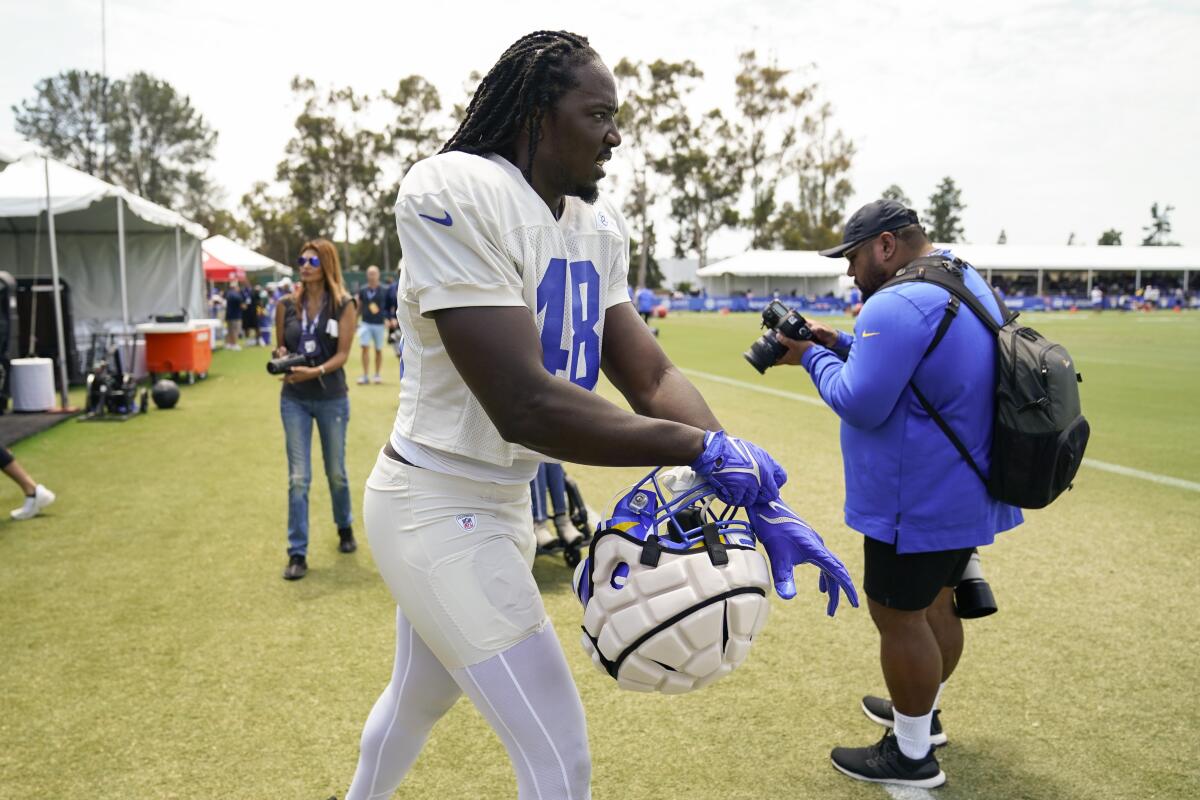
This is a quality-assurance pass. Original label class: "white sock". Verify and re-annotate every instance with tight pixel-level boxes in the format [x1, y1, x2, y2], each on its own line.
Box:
[934, 681, 946, 710]
[893, 709, 933, 760]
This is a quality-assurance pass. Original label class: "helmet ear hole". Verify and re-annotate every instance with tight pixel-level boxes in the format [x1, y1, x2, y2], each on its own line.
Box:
[610, 562, 629, 590]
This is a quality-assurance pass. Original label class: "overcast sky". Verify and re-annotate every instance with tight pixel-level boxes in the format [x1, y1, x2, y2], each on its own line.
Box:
[3, 0, 1197, 255]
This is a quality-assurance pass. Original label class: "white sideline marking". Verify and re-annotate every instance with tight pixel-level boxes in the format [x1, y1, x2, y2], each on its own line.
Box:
[680, 368, 1200, 494]
[883, 786, 937, 800]
[1080, 458, 1200, 493]
[680, 368, 826, 407]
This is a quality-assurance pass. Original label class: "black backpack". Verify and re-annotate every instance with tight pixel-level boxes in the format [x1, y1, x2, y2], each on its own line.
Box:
[884, 255, 1090, 509]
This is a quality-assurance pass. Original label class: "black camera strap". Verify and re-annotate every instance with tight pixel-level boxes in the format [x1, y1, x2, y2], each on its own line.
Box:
[883, 258, 993, 487]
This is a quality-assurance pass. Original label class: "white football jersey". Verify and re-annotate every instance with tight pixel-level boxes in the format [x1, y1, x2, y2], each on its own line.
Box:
[390, 152, 631, 483]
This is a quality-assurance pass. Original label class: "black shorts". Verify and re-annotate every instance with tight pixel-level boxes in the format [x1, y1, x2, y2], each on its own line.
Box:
[863, 537, 973, 611]
[0, 446, 11, 469]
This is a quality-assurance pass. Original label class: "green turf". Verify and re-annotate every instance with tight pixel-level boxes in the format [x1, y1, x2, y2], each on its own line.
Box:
[1, 312, 1197, 799]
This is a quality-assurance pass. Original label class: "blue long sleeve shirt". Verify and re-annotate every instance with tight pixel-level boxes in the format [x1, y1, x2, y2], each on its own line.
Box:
[800, 254, 1023, 553]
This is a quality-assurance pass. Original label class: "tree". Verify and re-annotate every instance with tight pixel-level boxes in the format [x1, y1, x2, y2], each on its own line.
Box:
[371, 75, 446, 269]
[276, 78, 384, 269]
[12, 70, 111, 177]
[1098, 228, 1122, 246]
[732, 50, 812, 249]
[789, 101, 855, 250]
[107, 72, 218, 213]
[881, 184, 911, 206]
[924, 177, 966, 242]
[997, 229, 1007, 244]
[613, 58, 701, 288]
[1141, 203, 1177, 246]
[661, 108, 743, 269]
[240, 180, 305, 266]
[14, 69, 219, 219]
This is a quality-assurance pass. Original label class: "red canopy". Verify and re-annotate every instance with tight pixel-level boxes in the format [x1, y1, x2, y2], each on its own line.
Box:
[203, 254, 246, 282]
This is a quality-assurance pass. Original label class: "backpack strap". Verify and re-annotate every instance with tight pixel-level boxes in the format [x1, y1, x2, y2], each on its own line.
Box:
[908, 381, 987, 486]
[885, 256, 1007, 333]
[882, 257, 991, 486]
[923, 295, 960, 357]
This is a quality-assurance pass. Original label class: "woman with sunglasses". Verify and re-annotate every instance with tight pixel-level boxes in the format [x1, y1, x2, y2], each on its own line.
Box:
[272, 239, 359, 580]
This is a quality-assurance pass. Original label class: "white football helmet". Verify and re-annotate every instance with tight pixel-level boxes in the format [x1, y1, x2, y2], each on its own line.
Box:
[571, 467, 771, 694]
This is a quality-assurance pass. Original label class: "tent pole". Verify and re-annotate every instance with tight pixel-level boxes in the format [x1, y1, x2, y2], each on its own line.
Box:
[1087, 269, 1093, 294]
[44, 158, 70, 409]
[174, 226, 183, 312]
[117, 196, 130, 330]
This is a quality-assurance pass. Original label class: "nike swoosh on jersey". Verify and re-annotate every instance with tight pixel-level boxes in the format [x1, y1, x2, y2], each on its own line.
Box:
[418, 210, 453, 226]
[861, 331, 881, 338]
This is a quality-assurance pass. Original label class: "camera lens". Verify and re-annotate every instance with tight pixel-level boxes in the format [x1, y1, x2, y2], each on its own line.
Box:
[743, 334, 786, 375]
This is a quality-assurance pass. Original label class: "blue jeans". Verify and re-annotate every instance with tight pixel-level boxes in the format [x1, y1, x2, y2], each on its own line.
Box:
[530, 462, 568, 522]
[281, 392, 352, 556]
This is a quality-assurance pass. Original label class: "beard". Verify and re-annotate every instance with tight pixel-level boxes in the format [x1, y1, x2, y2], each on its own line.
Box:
[569, 180, 600, 204]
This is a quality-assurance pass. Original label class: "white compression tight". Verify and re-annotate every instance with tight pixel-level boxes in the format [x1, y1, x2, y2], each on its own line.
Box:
[345, 607, 591, 800]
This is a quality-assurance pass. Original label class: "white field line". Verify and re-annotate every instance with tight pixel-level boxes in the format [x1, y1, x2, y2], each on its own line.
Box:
[883, 786, 938, 800]
[680, 368, 1200, 494]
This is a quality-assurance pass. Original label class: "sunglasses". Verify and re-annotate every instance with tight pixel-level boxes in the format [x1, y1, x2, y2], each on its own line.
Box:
[297, 256, 321, 267]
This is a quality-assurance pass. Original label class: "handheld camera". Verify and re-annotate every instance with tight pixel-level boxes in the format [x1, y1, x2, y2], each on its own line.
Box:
[266, 353, 314, 375]
[744, 300, 815, 374]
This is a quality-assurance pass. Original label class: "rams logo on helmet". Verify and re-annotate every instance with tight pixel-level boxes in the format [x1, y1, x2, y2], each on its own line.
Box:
[572, 467, 772, 694]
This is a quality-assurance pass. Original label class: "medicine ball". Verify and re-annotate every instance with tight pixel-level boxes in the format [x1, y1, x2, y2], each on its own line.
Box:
[653, 305, 668, 319]
[151, 379, 181, 410]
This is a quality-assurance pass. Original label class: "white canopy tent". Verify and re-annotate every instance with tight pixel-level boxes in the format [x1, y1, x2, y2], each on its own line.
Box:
[0, 151, 208, 402]
[696, 250, 853, 297]
[202, 235, 292, 279]
[698, 245, 1200, 297]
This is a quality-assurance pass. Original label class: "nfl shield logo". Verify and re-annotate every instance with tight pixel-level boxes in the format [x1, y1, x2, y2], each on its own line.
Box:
[456, 514, 477, 532]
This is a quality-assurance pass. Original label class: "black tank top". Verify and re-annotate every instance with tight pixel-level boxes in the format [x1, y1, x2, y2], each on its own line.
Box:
[279, 294, 352, 400]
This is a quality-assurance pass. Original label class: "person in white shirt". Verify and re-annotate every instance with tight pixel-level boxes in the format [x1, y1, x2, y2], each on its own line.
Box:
[338, 30, 838, 800]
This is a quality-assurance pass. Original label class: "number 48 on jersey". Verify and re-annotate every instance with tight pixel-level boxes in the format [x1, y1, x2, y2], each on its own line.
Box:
[537, 258, 601, 390]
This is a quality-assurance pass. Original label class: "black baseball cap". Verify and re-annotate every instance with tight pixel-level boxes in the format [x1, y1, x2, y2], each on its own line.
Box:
[818, 200, 920, 258]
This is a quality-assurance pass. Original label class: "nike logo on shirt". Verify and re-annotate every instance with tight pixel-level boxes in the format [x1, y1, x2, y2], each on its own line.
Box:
[861, 331, 881, 338]
[418, 211, 453, 226]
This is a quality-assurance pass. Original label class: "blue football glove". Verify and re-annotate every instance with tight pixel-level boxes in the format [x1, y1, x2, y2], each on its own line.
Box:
[749, 498, 859, 616]
[690, 431, 787, 508]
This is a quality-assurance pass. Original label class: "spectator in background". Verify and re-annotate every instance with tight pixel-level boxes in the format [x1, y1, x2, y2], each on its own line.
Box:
[384, 271, 404, 381]
[273, 239, 358, 581]
[1091, 284, 1104, 311]
[1, 447, 55, 521]
[224, 280, 244, 350]
[242, 282, 260, 346]
[635, 285, 656, 323]
[356, 265, 388, 384]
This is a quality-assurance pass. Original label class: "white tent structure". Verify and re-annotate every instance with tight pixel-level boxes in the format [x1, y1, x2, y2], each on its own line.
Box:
[202, 235, 291, 279]
[698, 245, 1200, 298]
[0, 151, 207, 402]
[697, 250, 853, 297]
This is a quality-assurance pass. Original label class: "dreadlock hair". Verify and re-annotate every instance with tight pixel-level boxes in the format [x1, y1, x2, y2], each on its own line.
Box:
[440, 31, 597, 179]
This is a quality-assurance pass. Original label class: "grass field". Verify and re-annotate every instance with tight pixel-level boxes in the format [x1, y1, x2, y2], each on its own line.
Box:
[1, 310, 1197, 800]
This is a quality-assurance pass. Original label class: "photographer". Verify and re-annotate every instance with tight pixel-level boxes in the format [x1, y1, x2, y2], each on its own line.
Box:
[272, 239, 359, 581]
[773, 200, 1023, 788]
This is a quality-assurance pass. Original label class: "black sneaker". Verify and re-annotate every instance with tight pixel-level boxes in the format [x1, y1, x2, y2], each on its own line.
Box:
[337, 526, 357, 554]
[861, 695, 947, 746]
[283, 554, 308, 581]
[831, 731, 946, 788]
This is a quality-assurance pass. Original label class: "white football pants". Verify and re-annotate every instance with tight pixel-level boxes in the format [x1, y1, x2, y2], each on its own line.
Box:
[346, 451, 590, 800]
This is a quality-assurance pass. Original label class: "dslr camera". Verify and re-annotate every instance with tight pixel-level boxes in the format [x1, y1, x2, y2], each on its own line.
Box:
[744, 300, 815, 374]
[266, 352, 314, 375]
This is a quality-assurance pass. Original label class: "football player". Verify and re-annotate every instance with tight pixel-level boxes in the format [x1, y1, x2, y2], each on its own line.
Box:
[341, 30, 853, 800]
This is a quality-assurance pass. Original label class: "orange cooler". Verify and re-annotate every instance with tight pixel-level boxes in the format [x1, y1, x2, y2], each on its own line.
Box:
[136, 322, 212, 377]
